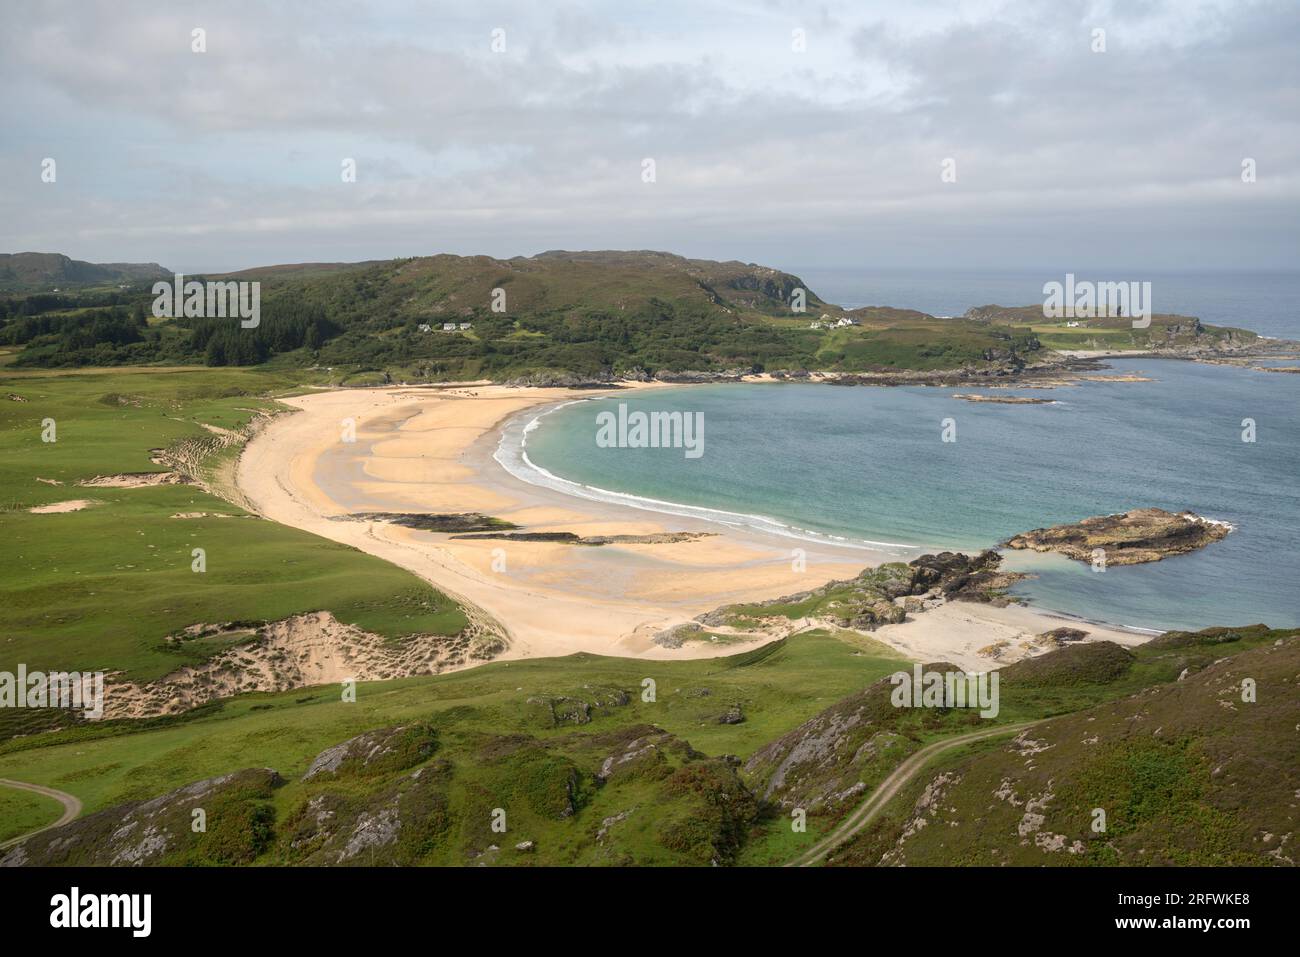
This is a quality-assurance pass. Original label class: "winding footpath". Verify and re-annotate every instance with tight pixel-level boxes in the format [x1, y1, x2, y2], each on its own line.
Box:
[788, 720, 1043, 867]
[0, 778, 82, 851]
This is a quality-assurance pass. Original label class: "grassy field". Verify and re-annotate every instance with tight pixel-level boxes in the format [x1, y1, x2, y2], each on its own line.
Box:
[0, 786, 63, 844]
[5, 623, 1290, 866]
[0, 629, 906, 812]
[0, 367, 469, 687]
[0, 628, 893, 864]
[814, 322, 1039, 371]
[0, 629, 915, 865]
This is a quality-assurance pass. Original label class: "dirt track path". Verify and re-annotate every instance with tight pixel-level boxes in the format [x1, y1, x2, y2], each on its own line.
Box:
[0, 778, 82, 850]
[787, 720, 1042, 867]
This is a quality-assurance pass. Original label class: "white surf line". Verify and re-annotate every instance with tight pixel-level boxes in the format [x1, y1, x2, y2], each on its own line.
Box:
[494, 398, 929, 557]
[493, 394, 1184, 638]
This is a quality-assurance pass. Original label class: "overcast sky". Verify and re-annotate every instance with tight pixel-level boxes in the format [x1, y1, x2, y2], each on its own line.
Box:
[2, 0, 1297, 274]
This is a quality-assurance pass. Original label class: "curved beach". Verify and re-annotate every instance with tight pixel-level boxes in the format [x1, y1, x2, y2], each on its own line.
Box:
[235, 382, 1148, 669]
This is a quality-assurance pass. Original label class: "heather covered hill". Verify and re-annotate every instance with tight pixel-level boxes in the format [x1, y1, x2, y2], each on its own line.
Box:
[0, 722, 759, 867]
[2, 249, 1269, 378]
[0, 252, 169, 292]
[1, 250, 1048, 376]
[827, 628, 1299, 866]
[4, 623, 1294, 867]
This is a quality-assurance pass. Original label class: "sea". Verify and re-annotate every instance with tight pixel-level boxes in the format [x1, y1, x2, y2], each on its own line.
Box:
[497, 269, 1300, 633]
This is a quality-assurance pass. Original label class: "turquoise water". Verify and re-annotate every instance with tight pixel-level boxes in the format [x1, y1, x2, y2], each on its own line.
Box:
[509, 359, 1300, 632]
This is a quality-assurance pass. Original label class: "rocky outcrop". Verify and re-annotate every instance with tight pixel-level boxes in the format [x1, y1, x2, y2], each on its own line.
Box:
[301, 724, 438, 781]
[653, 622, 704, 648]
[524, 687, 631, 727]
[743, 667, 942, 811]
[696, 550, 1026, 637]
[652, 369, 748, 383]
[287, 759, 454, 865]
[0, 769, 280, 867]
[714, 703, 745, 725]
[695, 562, 914, 632]
[502, 372, 616, 388]
[908, 550, 1028, 603]
[746, 637, 1150, 817]
[1033, 627, 1089, 649]
[1004, 507, 1232, 565]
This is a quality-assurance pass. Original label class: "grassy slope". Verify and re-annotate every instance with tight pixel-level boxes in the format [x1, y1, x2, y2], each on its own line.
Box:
[4, 625, 1292, 866]
[736, 626, 1297, 864]
[0, 630, 908, 862]
[823, 626, 1298, 866]
[0, 368, 468, 692]
[0, 787, 64, 844]
[5, 252, 1264, 381]
[3, 252, 1061, 378]
[0, 252, 169, 293]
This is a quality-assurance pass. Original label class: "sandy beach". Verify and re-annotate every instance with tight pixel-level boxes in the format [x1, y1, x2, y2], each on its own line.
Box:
[235, 381, 1148, 670]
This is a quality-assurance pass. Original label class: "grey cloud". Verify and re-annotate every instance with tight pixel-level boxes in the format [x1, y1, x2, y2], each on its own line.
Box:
[0, 0, 1296, 271]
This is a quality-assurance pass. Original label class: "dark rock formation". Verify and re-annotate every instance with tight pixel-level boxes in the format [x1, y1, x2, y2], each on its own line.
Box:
[908, 550, 1027, 603]
[1004, 507, 1232, 565]
[341, 512, 517, 533]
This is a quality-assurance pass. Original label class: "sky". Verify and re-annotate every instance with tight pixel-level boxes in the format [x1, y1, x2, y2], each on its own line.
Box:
[2, 0, 1298, 274]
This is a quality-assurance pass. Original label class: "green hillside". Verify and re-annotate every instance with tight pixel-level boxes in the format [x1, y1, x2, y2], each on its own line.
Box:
[822, 626, 1298, 866]
[0, 253, 169, 293]
[1, 251, 1061, 377]
[2, 625, 1293, 866]
[3, 251, 1258, 380]
[0, 366, 475, 743]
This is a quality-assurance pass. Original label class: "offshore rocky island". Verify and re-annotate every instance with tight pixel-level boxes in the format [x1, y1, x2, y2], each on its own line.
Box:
[1005, 508, 1234, 565]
